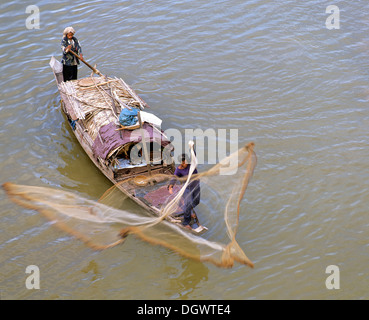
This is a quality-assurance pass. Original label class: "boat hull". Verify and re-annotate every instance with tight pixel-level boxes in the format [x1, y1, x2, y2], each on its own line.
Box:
[51, 57, 206, 234]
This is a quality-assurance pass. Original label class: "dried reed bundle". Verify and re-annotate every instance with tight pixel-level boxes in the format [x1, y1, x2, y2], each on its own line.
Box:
[59, 76, 144, 141]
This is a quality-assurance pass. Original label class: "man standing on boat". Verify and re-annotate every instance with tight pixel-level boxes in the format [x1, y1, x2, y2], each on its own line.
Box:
[61, 27, 83, 81]
[168, 154, 201, 230]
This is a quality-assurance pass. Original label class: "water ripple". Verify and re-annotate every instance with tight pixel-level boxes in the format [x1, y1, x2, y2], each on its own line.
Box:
[0, 0, 368, 300]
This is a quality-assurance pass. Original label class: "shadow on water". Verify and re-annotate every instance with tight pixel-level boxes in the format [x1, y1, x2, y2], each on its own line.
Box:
[166, 259, 209, 299]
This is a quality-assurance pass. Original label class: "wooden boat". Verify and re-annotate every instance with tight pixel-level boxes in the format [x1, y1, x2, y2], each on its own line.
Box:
[49, 56, 206, 233]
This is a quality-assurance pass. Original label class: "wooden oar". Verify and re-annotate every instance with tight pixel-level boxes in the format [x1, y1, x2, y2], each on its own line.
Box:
[67, 49, 103, 76]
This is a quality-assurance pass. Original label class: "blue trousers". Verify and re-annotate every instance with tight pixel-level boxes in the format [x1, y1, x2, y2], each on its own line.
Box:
[182, 182, 200, 226]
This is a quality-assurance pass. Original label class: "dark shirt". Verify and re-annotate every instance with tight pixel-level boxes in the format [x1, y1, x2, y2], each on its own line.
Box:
[170, 165, 200, 208]
[173, 165, 197, 179]
[61, 36, 82, 66]
[171, 165, 197, 186]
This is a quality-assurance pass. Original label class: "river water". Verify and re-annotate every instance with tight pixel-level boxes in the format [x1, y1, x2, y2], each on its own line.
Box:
[0, 0, 368, 300]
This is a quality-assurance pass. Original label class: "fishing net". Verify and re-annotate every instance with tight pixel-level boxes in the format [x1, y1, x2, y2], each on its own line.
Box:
[3, 142, 256, 268]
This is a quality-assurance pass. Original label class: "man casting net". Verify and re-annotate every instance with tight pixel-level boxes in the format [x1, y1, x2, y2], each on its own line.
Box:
[3, 142, 257, 268]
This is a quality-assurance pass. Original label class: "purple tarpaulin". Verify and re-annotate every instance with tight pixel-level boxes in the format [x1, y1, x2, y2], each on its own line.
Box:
[92, 122, 172, 160]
